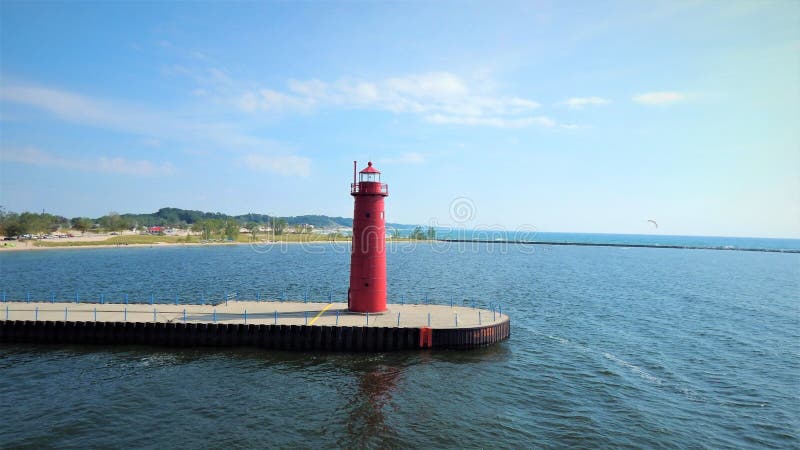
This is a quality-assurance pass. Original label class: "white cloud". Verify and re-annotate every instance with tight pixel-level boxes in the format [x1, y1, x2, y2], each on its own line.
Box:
[237, 89, 314, 112]
[241, 153, 311, 176]
[384, 72, 468, 98]
[0, 83, 209, 142]
[1, 147, 174, 176]
[382, 152, 426, 164]
[633, 91, 687, 105]
[561, 96, 611, 109]
[0, 84, 127, 128]
[425, 114, 556, 128]
[1, 82, 311, 176]
[287, 79, 329, 101]
[234, 72, 545, 127]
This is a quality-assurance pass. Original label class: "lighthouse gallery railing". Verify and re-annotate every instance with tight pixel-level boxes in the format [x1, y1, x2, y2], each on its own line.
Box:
[350, 183, 389, 195]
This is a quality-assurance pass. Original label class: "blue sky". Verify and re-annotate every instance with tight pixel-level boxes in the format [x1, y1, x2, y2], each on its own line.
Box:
[1, 1, 798, 238]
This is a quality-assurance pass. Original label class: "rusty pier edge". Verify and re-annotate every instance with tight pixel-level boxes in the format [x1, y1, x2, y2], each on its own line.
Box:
[0, 318, 510, 351]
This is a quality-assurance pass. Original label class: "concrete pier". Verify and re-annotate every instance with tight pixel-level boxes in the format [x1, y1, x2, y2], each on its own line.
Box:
[0, 301, 510, 351]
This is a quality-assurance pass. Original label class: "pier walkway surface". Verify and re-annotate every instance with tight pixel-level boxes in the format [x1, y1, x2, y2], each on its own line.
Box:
[1, 301, 505, 328]
[0, 301, 510, 351]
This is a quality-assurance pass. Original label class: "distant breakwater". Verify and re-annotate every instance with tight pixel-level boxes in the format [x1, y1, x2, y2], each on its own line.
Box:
[436, 239, 800, 254]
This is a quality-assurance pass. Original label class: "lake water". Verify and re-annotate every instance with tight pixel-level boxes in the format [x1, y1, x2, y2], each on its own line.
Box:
[0, 238, 798, 448]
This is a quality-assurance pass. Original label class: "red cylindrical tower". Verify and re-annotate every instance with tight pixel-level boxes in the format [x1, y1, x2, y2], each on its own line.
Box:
[348, 161, 389, 313]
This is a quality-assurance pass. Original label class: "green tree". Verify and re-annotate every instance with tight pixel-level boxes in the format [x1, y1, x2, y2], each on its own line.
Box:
[0, 208, 21, 237]
[426, 226, 436, 240]
[245, 222, 260, 240]
[71, 217, 92, 235]
[272, 218, 288, 235]
[192, 220, 214, 240]
[99, 212, 130, 231]
[410, 226, 425, 240]
[18, 212, 43, 235]
[192, 221, 202, 238]
[223, 221, 239, 241]
[2, 210, 68, 236]
[211, 219, 226, 239]
[4, 221, 25, 238]
[1, 213, 25, 237]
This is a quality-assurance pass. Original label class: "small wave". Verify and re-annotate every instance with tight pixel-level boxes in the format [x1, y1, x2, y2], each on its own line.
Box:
[137, 353, 179, 368]
[602, 352, 663, 385]
[546, 334, 571, 345]
[719, 400, 769, 408]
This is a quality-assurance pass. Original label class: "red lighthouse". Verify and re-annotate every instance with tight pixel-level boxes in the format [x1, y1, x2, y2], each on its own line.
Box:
[348, 161, 389, 313]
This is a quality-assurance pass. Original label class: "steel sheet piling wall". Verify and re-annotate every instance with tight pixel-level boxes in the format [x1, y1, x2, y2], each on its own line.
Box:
[0, 318, 510, 351]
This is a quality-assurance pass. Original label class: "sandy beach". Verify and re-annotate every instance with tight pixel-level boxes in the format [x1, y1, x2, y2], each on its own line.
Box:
[0, 240, 249, 252]
[0, 231, 351, 252]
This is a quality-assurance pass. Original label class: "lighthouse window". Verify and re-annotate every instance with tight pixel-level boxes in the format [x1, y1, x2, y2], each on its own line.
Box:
[360, 173, 380, 182]
[380, 212, 384, 219]
[364, 283, 369, 287]
[365, 212, 371, 218]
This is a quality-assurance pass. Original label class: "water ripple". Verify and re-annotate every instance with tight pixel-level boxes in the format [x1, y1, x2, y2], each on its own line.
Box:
[0, 244, 798, 448]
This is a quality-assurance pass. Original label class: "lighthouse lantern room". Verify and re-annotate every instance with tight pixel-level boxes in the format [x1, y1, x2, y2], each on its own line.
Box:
[348, 161, 389, 313]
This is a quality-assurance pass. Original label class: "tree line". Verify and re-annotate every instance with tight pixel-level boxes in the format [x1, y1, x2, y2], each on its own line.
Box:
[0, 208, 136, 237]
[121, 208, 353, 229]
[408, 226, 437, 240]
[0, 209, 70, 237]
[0, 207, 299, 238]
[0, 206, 430, 239]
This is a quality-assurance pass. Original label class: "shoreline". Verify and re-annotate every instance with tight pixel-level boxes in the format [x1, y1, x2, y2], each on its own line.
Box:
[0, 239, 353, 253]
[2, 238, 797, 254]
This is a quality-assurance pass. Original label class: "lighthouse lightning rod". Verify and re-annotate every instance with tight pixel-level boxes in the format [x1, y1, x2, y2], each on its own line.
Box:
[353, 160, 357, 186]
